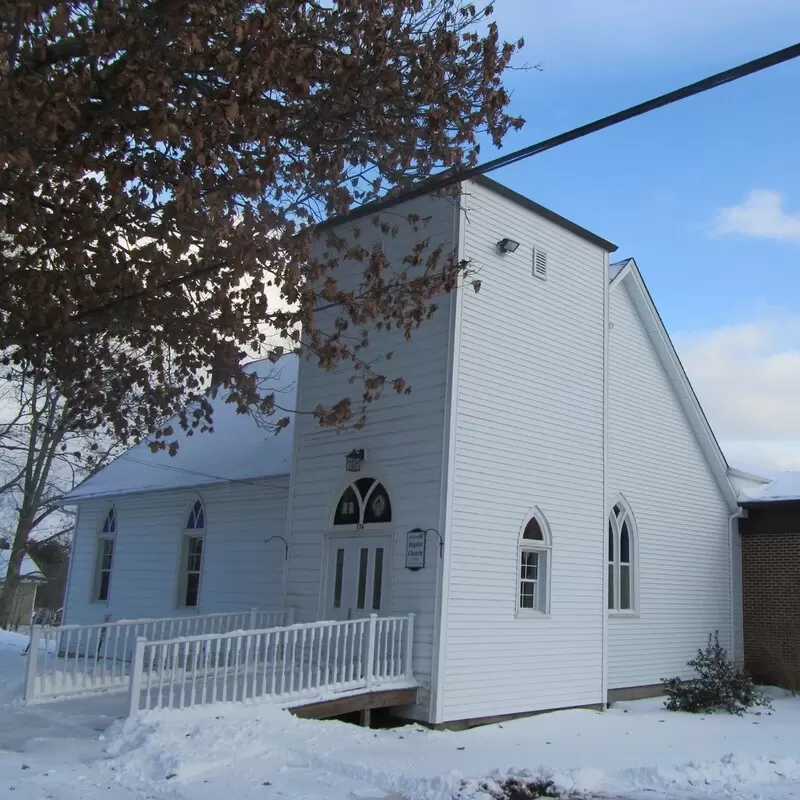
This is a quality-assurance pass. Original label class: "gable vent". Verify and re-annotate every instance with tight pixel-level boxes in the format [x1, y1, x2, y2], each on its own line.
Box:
[532, 247, 548, 281]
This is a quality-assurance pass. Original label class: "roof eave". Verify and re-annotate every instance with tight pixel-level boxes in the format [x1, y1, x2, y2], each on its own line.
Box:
[472, 175, 618, 252]
[58, 470, 292, 506]
[314, 174, 617, 253]
[739, 497, 800, 508]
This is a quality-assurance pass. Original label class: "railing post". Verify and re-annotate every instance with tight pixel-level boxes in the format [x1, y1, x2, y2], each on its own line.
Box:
[127, 636, 147, 717]
[404, 614, 415, 681]
[365, 614, 377, 687]
[24, 626, 40, 702]
[249, 608, 257, 631]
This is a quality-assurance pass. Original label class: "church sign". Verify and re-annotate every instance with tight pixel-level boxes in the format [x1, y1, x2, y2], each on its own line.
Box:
[405, 529, 426, 570]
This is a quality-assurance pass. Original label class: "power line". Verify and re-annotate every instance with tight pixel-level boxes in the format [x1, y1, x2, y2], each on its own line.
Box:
[339, 42, 800, 217]
[16, 41, 800, 342]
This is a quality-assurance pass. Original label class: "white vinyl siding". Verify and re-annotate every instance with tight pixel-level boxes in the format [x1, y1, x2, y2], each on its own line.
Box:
[440, 179, 608, 722]
[64, 477, 289, 625]
[284, 193, 457, 721]
[607, 280, 732, 689]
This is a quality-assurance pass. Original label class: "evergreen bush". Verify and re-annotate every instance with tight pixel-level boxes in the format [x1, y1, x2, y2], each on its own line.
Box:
[662, 631, 772, 715]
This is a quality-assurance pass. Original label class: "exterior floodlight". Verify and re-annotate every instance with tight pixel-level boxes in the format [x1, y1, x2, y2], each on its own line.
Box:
[497, 238, 520, 254]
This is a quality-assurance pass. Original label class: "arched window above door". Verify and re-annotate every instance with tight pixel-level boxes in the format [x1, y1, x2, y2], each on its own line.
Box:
[332, 478, 392, 527]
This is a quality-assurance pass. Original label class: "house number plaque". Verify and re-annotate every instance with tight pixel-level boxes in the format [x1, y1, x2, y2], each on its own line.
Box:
[405, 529, 426, 570]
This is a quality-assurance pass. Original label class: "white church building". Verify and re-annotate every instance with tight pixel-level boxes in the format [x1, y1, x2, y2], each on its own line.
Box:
[59, 176, 749, 726]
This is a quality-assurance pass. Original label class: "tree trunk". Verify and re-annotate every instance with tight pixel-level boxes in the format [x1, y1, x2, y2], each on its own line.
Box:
[0, 379, 67, 629]
[0, 518, 33, 629]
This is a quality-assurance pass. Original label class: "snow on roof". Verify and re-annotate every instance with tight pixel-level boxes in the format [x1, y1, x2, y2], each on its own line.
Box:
[0, 551, 42, 582]
[739, 471, 800, 504]
[727, 466, 773, 496]
[63, 355, 299, 503]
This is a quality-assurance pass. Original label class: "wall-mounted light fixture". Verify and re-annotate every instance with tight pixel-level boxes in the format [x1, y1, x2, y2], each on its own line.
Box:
[497, 238, 520, 254]
[345, 448, 365, 472]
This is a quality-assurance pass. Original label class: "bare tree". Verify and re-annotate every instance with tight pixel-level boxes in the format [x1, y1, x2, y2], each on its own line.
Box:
[0, 364, 118, 628]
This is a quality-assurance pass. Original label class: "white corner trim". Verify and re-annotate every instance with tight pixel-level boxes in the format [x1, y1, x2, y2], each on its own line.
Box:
[430, 192, 466, 725]
[601, 249, 610, 707]
[283, 354, 304, 615]
[61, 504, 81, 622]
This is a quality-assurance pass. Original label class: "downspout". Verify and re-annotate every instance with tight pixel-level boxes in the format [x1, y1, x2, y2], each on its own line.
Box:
[729, 508, 746, 664]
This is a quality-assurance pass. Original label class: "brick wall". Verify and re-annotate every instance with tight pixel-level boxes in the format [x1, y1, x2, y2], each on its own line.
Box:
[741, 509, 800, 689]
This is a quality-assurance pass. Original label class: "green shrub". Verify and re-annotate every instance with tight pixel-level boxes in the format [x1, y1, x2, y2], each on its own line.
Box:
[662, 630, 772, 715]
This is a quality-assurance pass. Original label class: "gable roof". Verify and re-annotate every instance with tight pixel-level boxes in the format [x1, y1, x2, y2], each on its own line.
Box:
[609, 259, 738, 511]
[608, 258, 632, 281]
[0, 551, 43, 582]
[63, 355, 299, 503]
[316, 174, 617, 253]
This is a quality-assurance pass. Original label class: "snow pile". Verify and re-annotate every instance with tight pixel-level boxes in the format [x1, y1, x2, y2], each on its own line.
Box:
[0, 629, 29, 703]
[102, 704, 445, 798]
[95, 693, 800, 800]
[0, 628, 29, 652]
[4, 642, 800, 800]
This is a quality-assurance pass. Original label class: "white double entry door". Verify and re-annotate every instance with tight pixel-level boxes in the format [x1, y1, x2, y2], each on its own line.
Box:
[325, 535, 392, 621]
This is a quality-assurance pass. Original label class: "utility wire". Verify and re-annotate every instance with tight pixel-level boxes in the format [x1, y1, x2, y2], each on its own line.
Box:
[16, 42, 800, 341]
[345, 42, 800, 214]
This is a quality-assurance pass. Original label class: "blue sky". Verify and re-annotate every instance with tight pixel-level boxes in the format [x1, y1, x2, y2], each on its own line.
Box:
[483, 0, 800, 470]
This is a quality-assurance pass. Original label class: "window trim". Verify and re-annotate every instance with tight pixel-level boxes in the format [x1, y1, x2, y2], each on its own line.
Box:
[607, 496, 639, 615]
[177, 497, 206, 610]
[92, 506, 117, 604]
[516, 507, 552, 617]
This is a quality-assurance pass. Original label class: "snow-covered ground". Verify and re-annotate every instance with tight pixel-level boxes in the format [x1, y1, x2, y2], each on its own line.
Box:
[2, 628, 800, 799]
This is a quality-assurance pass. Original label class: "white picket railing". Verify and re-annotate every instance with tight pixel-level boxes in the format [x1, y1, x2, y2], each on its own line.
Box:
[25, 608, 294, 702]
[129, 613, 415, 715]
